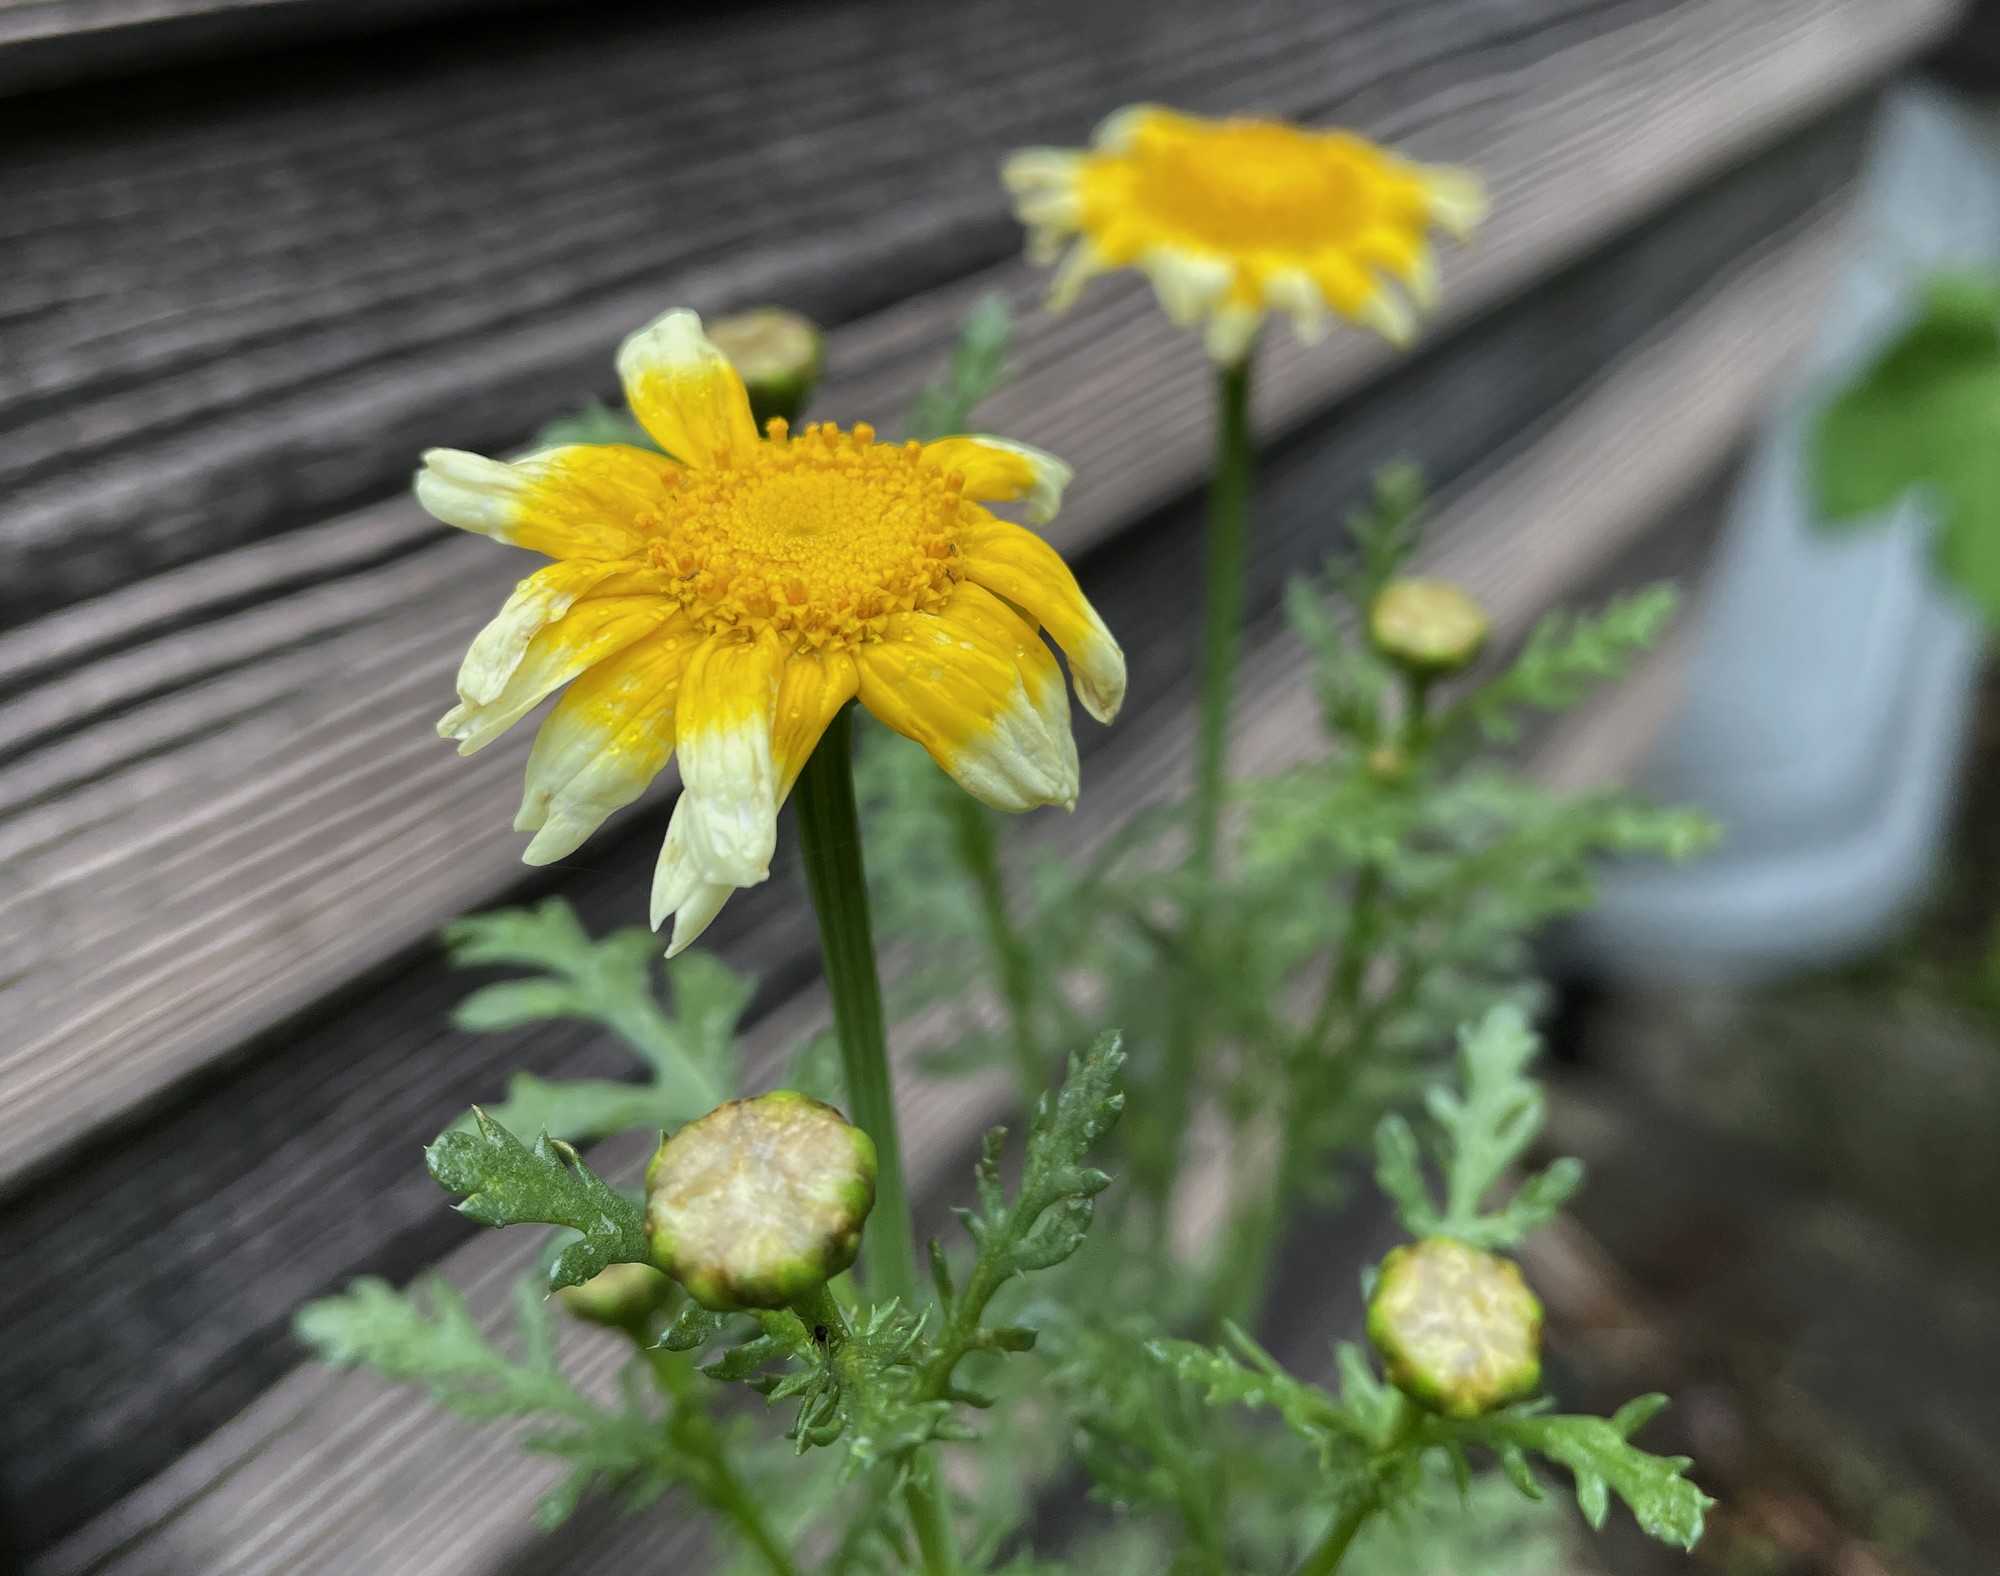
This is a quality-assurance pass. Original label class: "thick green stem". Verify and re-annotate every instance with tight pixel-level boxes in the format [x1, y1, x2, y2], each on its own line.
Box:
[644, 1347, 800, 1576]
[795, 707, 919, 1303]
[793, 708, 960, 1576]
[1152, 355, 1257, 1235]
[944, 792, 1044, 1105]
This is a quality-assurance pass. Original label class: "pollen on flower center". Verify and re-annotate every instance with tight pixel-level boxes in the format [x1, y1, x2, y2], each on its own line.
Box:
[1087, 119, 1407, 256]
[643, 420, 965, 648]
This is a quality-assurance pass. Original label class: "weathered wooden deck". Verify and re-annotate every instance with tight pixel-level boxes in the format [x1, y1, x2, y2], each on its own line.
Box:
[0, 0, 1971, 1570]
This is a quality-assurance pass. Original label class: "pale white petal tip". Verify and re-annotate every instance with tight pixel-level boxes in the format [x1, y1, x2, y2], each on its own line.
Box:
[965, 436, 1072, 526]
[1423, 169, 1490, 240]
[1202, 306, 1264, 368]
[615, 307, 713, 383]
[1357, 288, 1417, 349]
[1404, 252, 1441, 312]
[1092, 103, 1160, 152]
[1077, 623, 1127, 726]
[413, 448, 527, 540]
[1046, 241, 1107, 315]
[1000, 147, 1083, 194]
[1262, 268, 1330, 345]
[1141, 248, 1234, 329]
[521, 812, 595, 867]
[664, 884, 733, 959]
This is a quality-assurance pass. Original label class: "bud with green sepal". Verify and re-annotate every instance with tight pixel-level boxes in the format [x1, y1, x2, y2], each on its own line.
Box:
[645, 1090, 877, 1313]
[555, 1261, 677, 1336]
[1366, 1235, 1543, 1419]
[1368, 577, 1490, 677]
[707, 307, 825, 429]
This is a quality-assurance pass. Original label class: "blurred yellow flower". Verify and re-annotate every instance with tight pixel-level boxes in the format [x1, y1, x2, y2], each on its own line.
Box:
[416, 310, 1124, 955]
[1004, 106, 1486, 364]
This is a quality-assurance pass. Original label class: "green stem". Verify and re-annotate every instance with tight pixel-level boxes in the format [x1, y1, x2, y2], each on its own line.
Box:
[644, 1347, 800, 1576]
[1153, 354, 1257, 1236]
[1192, 354, 1256, 887]
[1289, 1401, 1419, 1576]
[944, 792, 1044, 1105]
[793, 707, 960, 1576]
[1290, 1492, 1379, 1576]
[795, 707, 919, 1303]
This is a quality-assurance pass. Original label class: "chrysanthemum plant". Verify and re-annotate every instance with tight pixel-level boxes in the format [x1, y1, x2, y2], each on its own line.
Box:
[301, 110, 1717, 1573]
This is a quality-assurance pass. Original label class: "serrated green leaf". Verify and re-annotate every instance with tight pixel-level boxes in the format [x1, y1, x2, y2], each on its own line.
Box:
[425, 1110, 650, 1290]
[1481, 1407, 1712, 1551]
[1813, 270, 2000, 623]
[444, 900, 742, 1141]
[1453, 586, 1678, 743]
[458, 1072, 685, 1149]
[1146, 1336, 1346, 1450]
[528, 399, 661, 454]
[297, 1271, 693, 1527]
[906, 294, 1013, 442]
[1373, 1113, 1440, 1238]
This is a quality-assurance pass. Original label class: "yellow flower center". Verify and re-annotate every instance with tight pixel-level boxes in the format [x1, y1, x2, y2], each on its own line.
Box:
[1082, 116, 1420, 259]
[642, 420, 965, 648]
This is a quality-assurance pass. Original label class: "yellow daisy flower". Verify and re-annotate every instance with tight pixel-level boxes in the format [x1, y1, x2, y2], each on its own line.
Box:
[416, 310, 1125, 955]
[1003, 105, 1486, 364]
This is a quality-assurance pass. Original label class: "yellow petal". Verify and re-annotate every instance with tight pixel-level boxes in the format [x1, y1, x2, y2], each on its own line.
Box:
[855, 584, 1079, 813]
[771, 649, 860, 797]
[457, 558, 662, 707]
[515, 619, 700, 864]
[436, 595, 677, 756]
[415, 444, 675, 560]
[616, 309, 761, 466]
[957, 517, 1126, 724]
[920, 436, 1073, 525]
[649, 633, 785, 935]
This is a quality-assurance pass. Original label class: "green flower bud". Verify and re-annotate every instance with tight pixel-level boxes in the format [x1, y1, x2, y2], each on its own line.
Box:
[707, 307, 825, 428]
[1367, 1237, 1543, 1419]
[1367, 578, 1490, 676]
[1364, 743, 1408, 783]
[645, 1091, 876, 1312]
[555, 1261, 675, 1333]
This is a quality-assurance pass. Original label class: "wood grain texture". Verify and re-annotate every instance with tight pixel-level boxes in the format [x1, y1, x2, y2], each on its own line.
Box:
[0, 0, 1955, 622]
[22, 140, 1853, 1570]
[0, 0, 1950, 1195]
[0, 0, 556, 96]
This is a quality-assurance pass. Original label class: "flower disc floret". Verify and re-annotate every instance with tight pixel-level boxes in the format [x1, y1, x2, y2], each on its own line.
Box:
[649, 420, 964, 647]
[413, 308, 1125, 956]
[1005, 106, 1487, 363]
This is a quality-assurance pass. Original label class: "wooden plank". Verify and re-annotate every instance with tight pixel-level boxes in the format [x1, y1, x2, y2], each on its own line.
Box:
[29, 161, 1844, 1574]
[0, 1, 548, 97]
[0, 0, 1955, 621]
[0, 0, 1944, 1194]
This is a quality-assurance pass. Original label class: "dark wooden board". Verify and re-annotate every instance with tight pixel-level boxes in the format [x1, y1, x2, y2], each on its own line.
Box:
[15, 105, 1867, 1565]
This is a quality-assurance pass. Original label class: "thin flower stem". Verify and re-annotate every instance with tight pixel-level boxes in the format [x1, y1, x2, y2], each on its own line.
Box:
[643, 1347, 801, 1576]
[944, 792, 1044, 1105]
[1155, 354, 1258, 1235]
[793, 707, 961, 1576]
[1289, 1492, 1379, 1576]
[1209, 673, 1426, 1330]
[1193, 355, 1257, 886]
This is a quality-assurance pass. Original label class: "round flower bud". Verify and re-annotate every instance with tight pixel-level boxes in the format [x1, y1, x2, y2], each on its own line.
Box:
[706, 307, 825, 428]
[1366, 1237, 1543, 1419]
[1364, 743, 1408, 783]
[645, 1091, 876, 1312]
[1367, 578, 1490, 676]
[555, 1262, 675, 1333]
